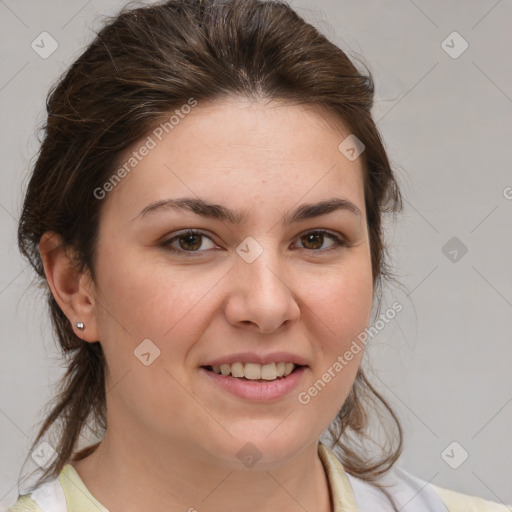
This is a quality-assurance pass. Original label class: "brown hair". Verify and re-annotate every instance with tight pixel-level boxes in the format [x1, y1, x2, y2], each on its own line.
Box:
[17, 0, 403, 507]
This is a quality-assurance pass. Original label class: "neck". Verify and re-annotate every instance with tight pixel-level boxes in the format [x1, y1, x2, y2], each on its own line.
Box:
[72, 427, 332, 512]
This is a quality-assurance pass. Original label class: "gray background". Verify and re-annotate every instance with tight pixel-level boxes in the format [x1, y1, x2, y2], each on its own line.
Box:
[1, 0, 511, 509]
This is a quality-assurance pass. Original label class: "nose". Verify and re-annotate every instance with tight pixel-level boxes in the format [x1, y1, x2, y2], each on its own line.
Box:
[224, 247, 301, 334]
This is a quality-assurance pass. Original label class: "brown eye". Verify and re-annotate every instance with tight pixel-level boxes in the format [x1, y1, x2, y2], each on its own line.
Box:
[177, 232, 202, 251]
[295, 230, 346, 252]
[163, 230, 217, 254]
[300, 232, 324, 250]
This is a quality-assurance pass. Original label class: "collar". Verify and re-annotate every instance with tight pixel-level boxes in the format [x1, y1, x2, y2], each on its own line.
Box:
[318, 441, 358, 512]
[59, 463, 108, 512]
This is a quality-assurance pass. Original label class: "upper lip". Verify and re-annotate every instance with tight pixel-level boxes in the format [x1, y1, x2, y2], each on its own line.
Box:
[201, 352, 309, 367]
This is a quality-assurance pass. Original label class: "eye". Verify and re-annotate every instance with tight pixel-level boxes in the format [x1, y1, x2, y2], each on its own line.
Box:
[162, 229, 217, 254]
[293, 230, 347, 252]
[161, 228, 347, 256]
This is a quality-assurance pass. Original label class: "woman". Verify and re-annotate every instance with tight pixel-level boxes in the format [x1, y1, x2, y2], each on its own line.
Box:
[9, 1, 509, 511]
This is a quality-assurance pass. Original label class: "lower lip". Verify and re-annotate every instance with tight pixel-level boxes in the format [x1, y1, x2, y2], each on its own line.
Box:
[200, 366, 307, 402]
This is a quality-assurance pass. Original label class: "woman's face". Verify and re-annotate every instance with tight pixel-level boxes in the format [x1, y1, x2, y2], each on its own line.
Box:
[89, 97, 373, 467]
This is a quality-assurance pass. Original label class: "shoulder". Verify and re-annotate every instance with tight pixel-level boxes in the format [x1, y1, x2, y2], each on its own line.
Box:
[318, 442, 510, 512]
[6, 494, 43, 511]
[347, 466, 510, 512]
[6, 468, 68, 512]
[7, 463, 108, 512]
[430, 483, 511, 512]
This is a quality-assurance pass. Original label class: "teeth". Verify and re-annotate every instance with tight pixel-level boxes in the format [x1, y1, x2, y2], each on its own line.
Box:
[245, 363, 262, 379]
[210, 362, 298, 380]
[231, 362, 244, 378]
[261, 363, 276, 380]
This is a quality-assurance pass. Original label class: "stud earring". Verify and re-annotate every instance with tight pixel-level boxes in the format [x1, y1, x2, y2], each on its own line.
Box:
[75, 322, 85, 330]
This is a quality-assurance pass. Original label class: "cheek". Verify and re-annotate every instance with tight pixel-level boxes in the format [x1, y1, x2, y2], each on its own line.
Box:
[92, 245, 226, 370]
[94, 243, 186, 330]
[305, 253, 374, 345]
[298, 260, 372, 419]
[92, 256, 210, 422]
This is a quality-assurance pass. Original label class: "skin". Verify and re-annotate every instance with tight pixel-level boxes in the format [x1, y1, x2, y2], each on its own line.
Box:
[40, 97, 374, 512]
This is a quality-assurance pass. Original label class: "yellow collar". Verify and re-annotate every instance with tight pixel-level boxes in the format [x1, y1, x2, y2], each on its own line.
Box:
[59, 463, 108, 512]
[318, 442, 358, 512]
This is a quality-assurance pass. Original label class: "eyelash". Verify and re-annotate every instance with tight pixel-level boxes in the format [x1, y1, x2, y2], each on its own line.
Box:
[161, 229, 348, 256]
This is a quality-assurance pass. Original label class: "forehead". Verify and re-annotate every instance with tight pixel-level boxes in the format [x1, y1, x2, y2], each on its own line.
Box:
[100, 97, 366, 223]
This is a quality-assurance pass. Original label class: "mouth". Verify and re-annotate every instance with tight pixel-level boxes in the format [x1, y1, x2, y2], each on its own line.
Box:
[201, 362, 306, 382]
[200, 363, 308, 401]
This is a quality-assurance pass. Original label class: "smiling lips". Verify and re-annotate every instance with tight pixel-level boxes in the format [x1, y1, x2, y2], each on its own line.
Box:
[202, 363, 307, 401]
[201, 351, 309, 381]
[205, 362, 298, 380]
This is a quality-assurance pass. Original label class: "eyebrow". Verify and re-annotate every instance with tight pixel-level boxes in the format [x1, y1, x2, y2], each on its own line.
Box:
[133, 196, 362, 224]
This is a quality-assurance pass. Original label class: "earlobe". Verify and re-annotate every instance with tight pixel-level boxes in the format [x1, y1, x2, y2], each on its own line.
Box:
[39, 231, 99, 342]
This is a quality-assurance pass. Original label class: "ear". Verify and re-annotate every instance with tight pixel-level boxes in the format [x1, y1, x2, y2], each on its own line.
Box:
[39, 231, 99, 342]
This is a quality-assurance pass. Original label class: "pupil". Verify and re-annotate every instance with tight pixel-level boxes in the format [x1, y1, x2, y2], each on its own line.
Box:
[180, 233, 201, 251]
[303, 232, 323, 250]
